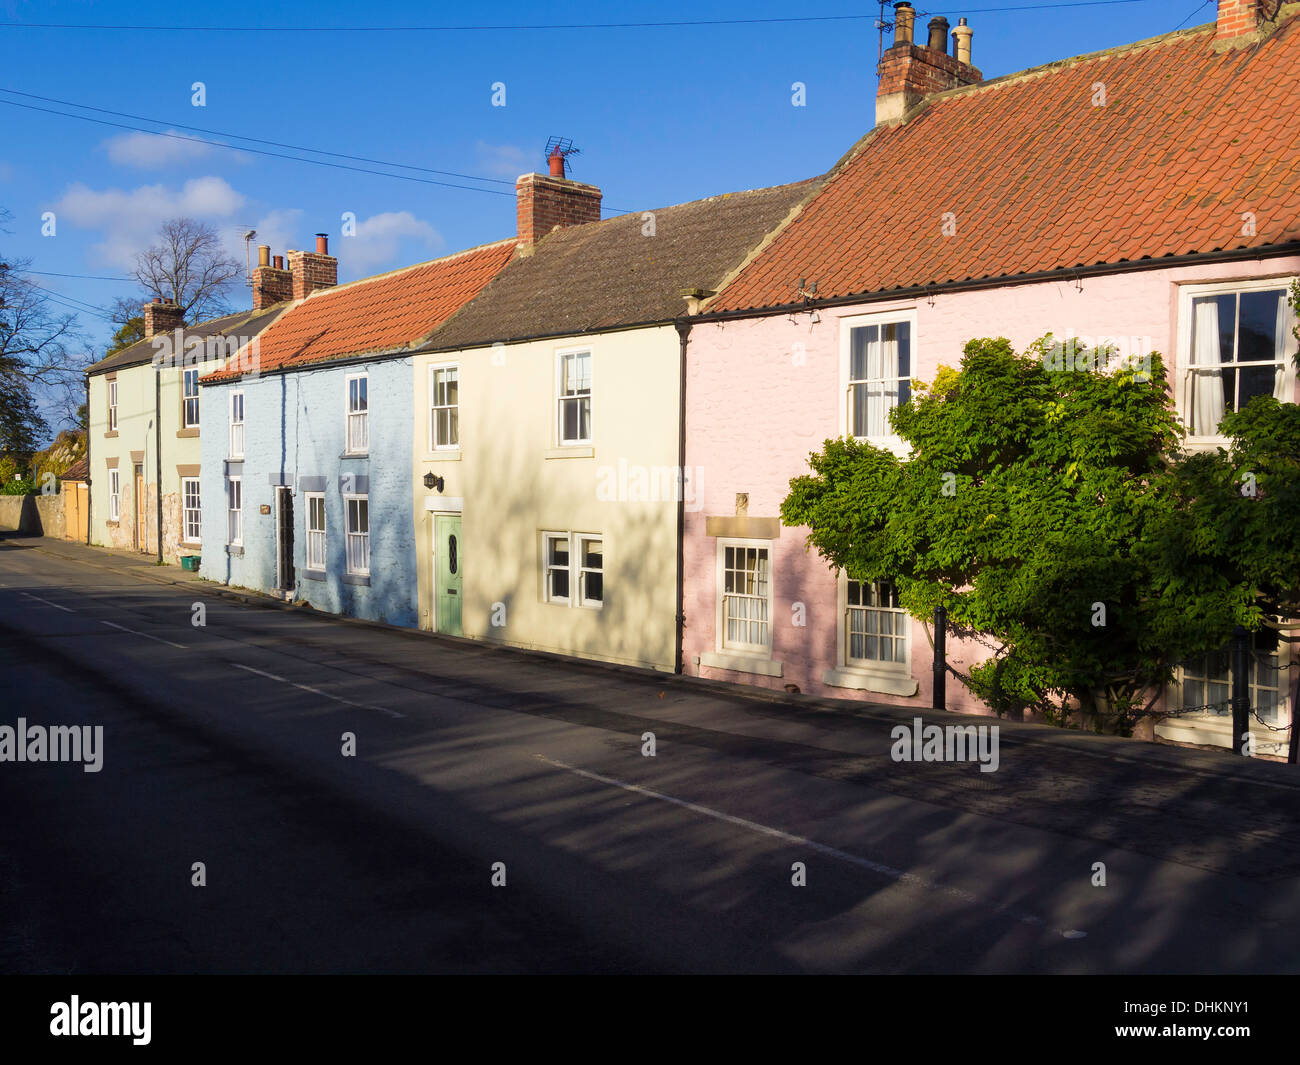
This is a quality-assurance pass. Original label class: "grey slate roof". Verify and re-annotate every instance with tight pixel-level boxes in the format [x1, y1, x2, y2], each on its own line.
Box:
[422, 179, 819, 351]
[85, 305, 288, 376]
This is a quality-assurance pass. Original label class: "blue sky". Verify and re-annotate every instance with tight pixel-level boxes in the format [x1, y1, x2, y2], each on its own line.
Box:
[1, 0, 1209, 398]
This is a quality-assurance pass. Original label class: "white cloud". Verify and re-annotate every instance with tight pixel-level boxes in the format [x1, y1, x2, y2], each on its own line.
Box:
[475, 141, 531, 179]
[340, 211, 443, 273]
[102, 130, 240, 168]
[52, 177, 247, 267]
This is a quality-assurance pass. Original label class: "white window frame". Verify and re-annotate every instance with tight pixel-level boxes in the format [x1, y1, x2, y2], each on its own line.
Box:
[345, 373, 369, 455]
[1177, 276, 1297, 445]
[555, 348, 593, 446]
[227, 476, 242, 546]
[305, 492, 326, 571]
[109, 468, 120, 521]
[540, 530, 603, 608]
[839, 308, 917, 454]
[576, 534, 603, 608]
[839, 574, 909, 672]
[344, 493, 370, 575]
[107, 379, 118, 432]
[542, 532, 572, 605]
[1174, 634, 1291, 727]
[229, 391, 245, 458]
[182, 367, 200, 428]
[181, 477, 202, 545]
[716, 538, 773, 656]
[429, 363, 460, 451]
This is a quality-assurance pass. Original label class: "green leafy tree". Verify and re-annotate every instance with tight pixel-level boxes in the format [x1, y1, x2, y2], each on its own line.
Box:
[782, 337, 1246, 733]
[1149, 282, 1300, 737]
[105, 314, 146, 355]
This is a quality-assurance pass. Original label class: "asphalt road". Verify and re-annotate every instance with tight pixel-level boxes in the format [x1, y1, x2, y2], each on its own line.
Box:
[2, 536, 1299, 974]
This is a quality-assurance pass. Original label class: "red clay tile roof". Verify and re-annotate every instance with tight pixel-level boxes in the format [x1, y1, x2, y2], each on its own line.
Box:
[203, 239, 516, 382]
[711, 14, 1300, 313]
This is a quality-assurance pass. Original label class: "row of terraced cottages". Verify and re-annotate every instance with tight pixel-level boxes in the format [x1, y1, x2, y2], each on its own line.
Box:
[85, 1, 1300, 755]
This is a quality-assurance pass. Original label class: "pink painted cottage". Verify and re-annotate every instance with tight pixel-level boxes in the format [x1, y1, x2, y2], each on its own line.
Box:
[680, 0, 1300, 755]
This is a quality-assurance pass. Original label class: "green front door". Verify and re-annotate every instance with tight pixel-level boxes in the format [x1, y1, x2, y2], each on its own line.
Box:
[434, 514, 463, 636]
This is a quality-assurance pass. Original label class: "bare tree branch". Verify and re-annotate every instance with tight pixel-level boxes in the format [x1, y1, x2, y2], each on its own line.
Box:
[130, 217, 242, 324]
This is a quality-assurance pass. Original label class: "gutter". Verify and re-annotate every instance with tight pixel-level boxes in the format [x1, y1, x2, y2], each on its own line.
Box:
[155, 364, 162, 565]
[674, 318, 690, 676]
[699, 243, 1300, 323]
[83, 371, 91, 546]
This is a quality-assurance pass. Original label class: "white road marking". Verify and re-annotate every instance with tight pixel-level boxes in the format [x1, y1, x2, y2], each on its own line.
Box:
[536, 754, 1087, 940]
[21, 592, 75, 613]
[100, 620, 185, 649]
[232, 663, 404, 717]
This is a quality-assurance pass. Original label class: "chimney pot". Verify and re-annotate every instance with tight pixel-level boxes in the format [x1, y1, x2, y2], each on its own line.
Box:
[928, 16, 950, 54]
[548, 148, 566, 179]
[257, 243, 270, 267]
[952, 19, 974, 66]
[893, 2, 915, 47]
[315, 233, 328, 255]
[273, 255, 284, 270]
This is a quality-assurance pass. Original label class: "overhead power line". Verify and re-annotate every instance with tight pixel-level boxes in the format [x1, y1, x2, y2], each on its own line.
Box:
[31, 288, 116, 324]
[0, 96, 518, 197]
[21, 268, 134, 282]
[0, 3, 1148, 32]
[0, 88, 516, 186]
[0, 91, 634, 213]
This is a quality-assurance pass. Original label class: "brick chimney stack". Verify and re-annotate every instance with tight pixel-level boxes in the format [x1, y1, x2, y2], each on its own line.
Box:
[876, 2, 982, 126]
[251, 243, 294, 310]
[1216, 0, 1263, 40]
[143, 296, 184, 338]
[286, 234, 338, 301]
[516, 149, 602, 246]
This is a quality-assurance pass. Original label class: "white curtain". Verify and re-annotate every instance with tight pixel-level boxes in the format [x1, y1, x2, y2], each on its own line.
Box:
[1275, 291, 1296, 402]
[1192, 299, 1225, 435]
[869, 327, 900, 438]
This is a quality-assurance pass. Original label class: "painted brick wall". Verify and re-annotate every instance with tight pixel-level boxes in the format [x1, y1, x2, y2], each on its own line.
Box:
[200, 358, 416, 626]
[685, 257, 1300, 718]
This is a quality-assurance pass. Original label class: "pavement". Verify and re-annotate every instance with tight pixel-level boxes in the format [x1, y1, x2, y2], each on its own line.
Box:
[2, 534, 1299, 973]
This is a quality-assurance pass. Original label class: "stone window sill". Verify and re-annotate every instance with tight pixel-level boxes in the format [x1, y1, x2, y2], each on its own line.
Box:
[342, 572, 370, 586]
[424, 449, 462, 462]
[301, 568, 326, 582]
[823, 666, 919, 697]
[104, 431, 119, 439]
[699, 651, 783, 678]
[545, 445, 594, 459]
[176, 428, 200, 438]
